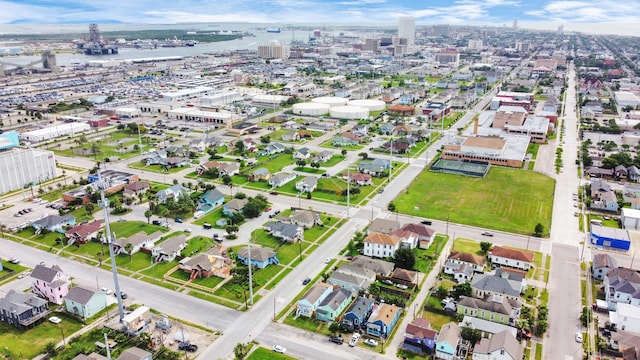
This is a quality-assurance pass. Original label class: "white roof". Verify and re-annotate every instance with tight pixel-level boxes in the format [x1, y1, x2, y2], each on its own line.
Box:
[622, 208, 640, 219]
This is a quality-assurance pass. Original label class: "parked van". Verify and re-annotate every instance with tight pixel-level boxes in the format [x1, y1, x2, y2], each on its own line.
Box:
[203, 223, 212, 230]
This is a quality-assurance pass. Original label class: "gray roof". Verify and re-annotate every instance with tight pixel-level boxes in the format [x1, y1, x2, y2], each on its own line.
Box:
[457, 295, 520, 316]
[0, 289, 48, 315]
[471, 273, 521, 297]
[319, 288, 352, 311]
[593, 253, 618, 269]
[201, 189, 225, 203]
[591, 225, 630, 241]
[350, 256, 395, 276]
[30, 264, 65, 283]
[266, 221, 301, 239]
[368, 218, 401, 234]
[117, 347, 152, 360]
[72, 353, 108, 360]
[251, 167, 270, 176]
[155, 235, 187, 255]
[472, 330, 523, 359]
[301, 282, 332, 304]
[328, 271, 369, 289]
[460, 316, 517, 337]
[65, 286, 99, 305]
[237, 246, 276, 262]
[344, 296, 374, 319]
[33, 214, 74, 228]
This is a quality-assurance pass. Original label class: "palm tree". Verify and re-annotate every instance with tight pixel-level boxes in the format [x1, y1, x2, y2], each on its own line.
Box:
[144, 210, 152, 224]
[62, 169, 67, 186]
[125, 243, 133, 261]
[0, 223, 6, 237]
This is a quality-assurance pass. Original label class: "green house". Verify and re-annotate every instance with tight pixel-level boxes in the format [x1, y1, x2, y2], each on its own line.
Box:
[456, 295, 521, 326]
[316, 288, 353, 322]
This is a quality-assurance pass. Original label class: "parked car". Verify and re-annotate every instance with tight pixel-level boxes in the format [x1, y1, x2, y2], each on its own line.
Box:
[364, 338, 378, 347]
[9, 258, 20, 264]
[349, 333, 360, 347]
[575, 332, 583, 343]
[421, 220, 432, 225]
[178, 342, 198, 352]
[269, 191, 278, 195]
[175, 218, 183, 223]
[329, 335, 344, 344]
[272, 345, 286, 353]
[377, 189, 384, 194]
[152, 220, 161, 226]
[100, 287, 112, 295]
[481, 231, 494, 237]
[48, 316, 62, 324]
[302, 277, 311, 285]
[396, 283, 409, 290]
[114, 291, 127, 299]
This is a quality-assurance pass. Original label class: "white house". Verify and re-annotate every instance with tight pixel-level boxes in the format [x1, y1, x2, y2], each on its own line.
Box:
[610, 303, 640, 333]
[488, 246, 534, 271]
[472, 330, 524, 360]
[604, 267, 640, 307]
[296, 176, 318, 193]
[363, 232, 401, 258]
[269, 173, 296, 188]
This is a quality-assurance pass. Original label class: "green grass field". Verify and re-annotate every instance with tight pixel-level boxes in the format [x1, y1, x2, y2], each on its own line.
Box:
[395, 167, 554, 236]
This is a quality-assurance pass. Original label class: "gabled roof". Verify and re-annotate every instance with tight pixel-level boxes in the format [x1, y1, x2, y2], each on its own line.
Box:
[437, 322, 461, 347]
[473, 330, 523, 360]
[33, 214, 74, 228]
[448, 251, 485, 266]
[400, 223, 435, 238]
[117, 347, 152, 360]
[0, 289, 48, 315]
[457, 294, 521, 316]
[30, 264, 65, 283]
[290, 210, 320, 224]
[225, 198, 249, 211]
[370, 303, 400, 325]
[350, 256, 395, 275]
[345, 296, 374, 318]
[200, 189, 225, 203]
[266, 221, 301, 239]
[392, 268, 418, 283]
[65, 220, 104, 238]
[471, 273, 521, 297]
[364, 232, 400, 246]
[237, 246, 276, 262]
[406, 317, 438, 339]
[301, 282, 332, 304]
[368, 218, 400, 234]
[593, 253, 618, 269]
[490, 246, 534, 263]
[65, 286, 100, 305]
[319, 288, 351, 311]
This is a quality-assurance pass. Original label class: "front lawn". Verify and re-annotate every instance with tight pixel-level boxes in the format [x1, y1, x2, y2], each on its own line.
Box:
[247, 346, 297, 360]
[395, 167, 554, 236]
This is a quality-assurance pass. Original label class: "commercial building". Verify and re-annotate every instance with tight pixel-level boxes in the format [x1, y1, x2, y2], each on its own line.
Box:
[18, 122, 91, 143]
[167, 107, 237, 126]
[159, 86, 214, 102]
[441, 135, 529, 168]
[257, 40, 290, 59]
[398, 16, 415, 46]
[590, 225, 631, 251]
[0, 147, 57, 194]
[435, 49, 460, 67]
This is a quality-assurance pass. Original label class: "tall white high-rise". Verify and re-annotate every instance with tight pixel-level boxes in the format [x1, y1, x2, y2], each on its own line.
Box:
[398, 16, 415, 46]
[513, 19, 518, 30]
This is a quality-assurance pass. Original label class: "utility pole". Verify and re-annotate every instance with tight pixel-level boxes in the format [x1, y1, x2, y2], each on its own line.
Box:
[346, 168, 350, 217]
[388, 137, 393, 183]
[248, 234, 254, 305]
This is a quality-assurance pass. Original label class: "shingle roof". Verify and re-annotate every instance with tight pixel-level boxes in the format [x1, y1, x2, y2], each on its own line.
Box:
[237, 246, 276, 262]
[490, 246, 534, 263]
[117, 347, 152, 360]
[370, 303, 400, 325]
[593, 253, 618, 269]
[471, 273, 521, 297]
[437, 322, 461, 347]
[406, 317, 438, 339]
[473, 330, 523, 360]
[350, 256, 394, 275]
[448, 251, 486, 266]
[301, 282, 332, 304]
[364, 232, 400, 246]
[319, 288, 351, 311]
[344, 296, 374, 319]
[30, 264, 64, 283]
[65, 286, 99, 305]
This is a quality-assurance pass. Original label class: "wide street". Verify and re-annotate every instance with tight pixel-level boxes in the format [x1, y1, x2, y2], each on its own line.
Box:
[0, 56, 602, 360]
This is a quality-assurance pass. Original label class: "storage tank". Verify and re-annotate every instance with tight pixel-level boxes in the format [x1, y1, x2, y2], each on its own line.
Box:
[329, 105, 369, 120]
[292, 102, 330, 116]
[312, 96, 349, 108]
[347, 99, 386, 111]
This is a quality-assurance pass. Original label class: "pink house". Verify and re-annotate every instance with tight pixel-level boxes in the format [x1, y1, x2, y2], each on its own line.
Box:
[30, 264, 70, 304]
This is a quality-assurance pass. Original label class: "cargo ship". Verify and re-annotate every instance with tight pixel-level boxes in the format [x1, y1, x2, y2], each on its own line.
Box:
[266, 28, 281, 33]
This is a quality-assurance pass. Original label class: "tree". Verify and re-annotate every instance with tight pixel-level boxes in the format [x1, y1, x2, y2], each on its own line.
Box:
[222, 175, 233, 187]
[144, 210, 152, 224]
[392, 247, 416, 270]
[580, 306, 592, 327]
[233, 342, 249, 360]
[480, 241, 492, 255]
[460, 326, 482, 343]
[84, 202, 95, 214]
[242, 200, 263, 218]
[328, 322, 341, 335]
[435, 284, 449, 299]
[450, 282, 472, 300]
[358, 152, 369, 160]
[341, 149, 347, 156]
[125, 243, 133, 261]
[534, 223, 544, 237]
[44, 342, 58, 357]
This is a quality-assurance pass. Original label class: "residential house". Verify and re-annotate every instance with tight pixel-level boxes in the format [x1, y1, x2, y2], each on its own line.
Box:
[616, 165, 629, 179]
[222, 198, 249, 216]
[610, 303, 640, 333]
[248, 168, 271, 182]
[152, 235, 187, 262]
[364, 232, 401, 258]
[296, 176, 318, 193]
[64, 286, 107, 320]
[456, 295, 522, 326]
[472, 330, 524, 360]
[32, 214, 75, 234]
[435, 322, 461, 360]
[64, 220, 104, 245]
[0, 290, 50, 329]
[351, 124, 369, 137]
[195, 189, 225, 216]
[287, 210, 323, 228]
[488, 246, 534, 271]
[156, 184, 188, 204]
[265, 221, 303, 243]
[628, 166, 640, 183]
[145, 150, 167, 166]
[471, 273, 523, 300]
[123, 181, 150, 197]
[340, 131, 364, 143]
[593, 253, 618, 281]
[296, 282, 333, 317]
[592, 189, 619, 212]
[117, 347, 152, 360]
[585, 167, 614, 179]
[366, 303, 401, 337]
[391, 268, 418, 287]
[236, 246, 279, 268]
[399, 223, 436, 249]
[30, 264, 70, 304]
[196, 161, 239, 177]
[314, 150, 334, 163]
[380, 123, 396, 135]
[403, 317, 439, 355]
[293, 147, 311, 160]
[282, 131, 301, 142]
[344, 172, 373, 186]
[72, 353, 107, 360]
[113, 231, 163, 255]
[357, 159, 391, 176]
[604, 267, 640, 307]
[350, 256, 395, 277]
[258, 142, 286, 156]
[328, 263, 377, 295]
[269, 172, 296, 188]
[445, 260, 475, 283]
[179, 246, 231, 279]
[341, 296, 374, 331]
[391, 228, 419, 249]
[332, 136, 359, 147]
[316, 288, 353, 322]
[446, 251, 486, 272]
[368, 218, 401, 235]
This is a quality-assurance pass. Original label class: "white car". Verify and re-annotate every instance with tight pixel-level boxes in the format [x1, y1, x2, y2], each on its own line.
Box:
[364, 338, 378, 347]
[349, 333, 360, 347]
[100, 287, 112, 295]
[272, 345, 286, 353]
[49, 316, 62, 324]
[575, 332, 583, 343]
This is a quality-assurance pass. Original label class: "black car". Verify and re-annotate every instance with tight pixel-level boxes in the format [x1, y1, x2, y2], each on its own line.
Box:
[329, 336, 344, 345]
[421, 220, 432, 225]
[152, 220, 161, 225]
[178, 342, 198, 352]
[302, 277, 311, 285]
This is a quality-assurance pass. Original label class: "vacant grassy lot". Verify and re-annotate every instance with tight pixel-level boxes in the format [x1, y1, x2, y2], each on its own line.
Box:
[395, 167, 554, 236]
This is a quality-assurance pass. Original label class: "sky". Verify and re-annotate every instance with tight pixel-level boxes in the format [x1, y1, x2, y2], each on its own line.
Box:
[2, 0, 640, 35]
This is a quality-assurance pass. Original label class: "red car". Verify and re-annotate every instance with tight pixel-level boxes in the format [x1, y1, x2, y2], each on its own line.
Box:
[266, 207, 272, 212]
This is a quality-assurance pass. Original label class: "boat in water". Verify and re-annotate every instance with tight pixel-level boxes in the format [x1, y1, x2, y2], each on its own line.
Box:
[266, 28, 281, 33]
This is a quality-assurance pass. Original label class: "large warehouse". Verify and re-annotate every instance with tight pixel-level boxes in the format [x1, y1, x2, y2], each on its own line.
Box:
[291, 102, 330, 116]
[0, 147, 57, 194]
[167, 108, 237, 126]
[19, 122, 91, 143]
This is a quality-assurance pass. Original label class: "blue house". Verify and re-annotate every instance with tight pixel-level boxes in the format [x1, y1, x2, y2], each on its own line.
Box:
[236, 246, 279, 269]
[32, 214, 75, 233]
[403, 317, 438, 354]
[297, 283, 333, 317]
[195, 190, 225, 215]
[341, 296, 374, 331]
[366, 303, 401, 338]
[590, 225, 631, 251]
[64, 286, 107, 321]
[435, 322, 461, 360]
